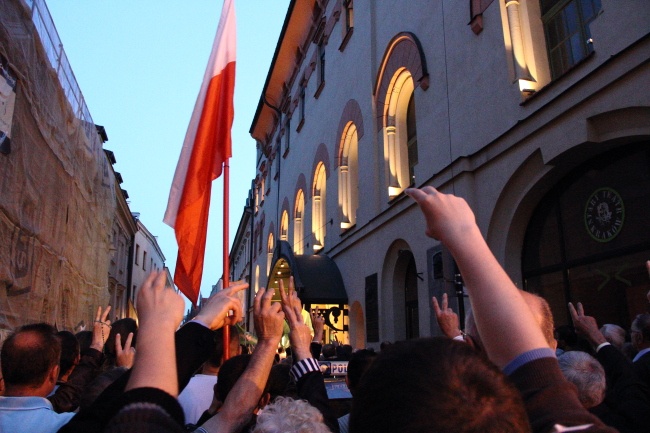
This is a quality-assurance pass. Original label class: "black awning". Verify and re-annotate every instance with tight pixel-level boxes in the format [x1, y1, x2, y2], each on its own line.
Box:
[270, 240, 347, 304]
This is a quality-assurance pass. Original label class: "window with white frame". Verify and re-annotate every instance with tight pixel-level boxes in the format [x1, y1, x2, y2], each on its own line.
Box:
[541, 0, 601, 79]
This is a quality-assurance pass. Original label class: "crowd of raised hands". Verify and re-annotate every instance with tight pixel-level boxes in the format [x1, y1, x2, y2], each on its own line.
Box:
[2, 186, 648, 433]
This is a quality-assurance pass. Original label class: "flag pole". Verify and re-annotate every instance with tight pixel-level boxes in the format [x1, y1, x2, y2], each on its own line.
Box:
[223, 159, 231, 360]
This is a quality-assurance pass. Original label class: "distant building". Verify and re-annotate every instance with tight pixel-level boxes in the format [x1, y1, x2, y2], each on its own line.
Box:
[130, 213, 173, 312]
[105, 147, 137, 321]
[229, 192, 255, 330]
[243, 0, 650, 349]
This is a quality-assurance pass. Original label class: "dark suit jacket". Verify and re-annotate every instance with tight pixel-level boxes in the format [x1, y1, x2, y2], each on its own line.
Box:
[633, 349, 650, 392]
[593, 344, 650, 433]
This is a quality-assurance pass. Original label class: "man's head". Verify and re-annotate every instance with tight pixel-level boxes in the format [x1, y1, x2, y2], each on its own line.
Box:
[104, 318, 138, 364]
[215, 354, 252, 403]
[1, 323, 61, 396]
[349, 338, 530, 433]
[557, 351, 606, 409]
[57, 330, 80, 381]
[599, 324, 626, 351]
[204, 325, 240, 373]
[466, 291, 556, 350]
[346, 349, 376, 396]
[321, 344, 336, 359]
[631, 313, 650, 351]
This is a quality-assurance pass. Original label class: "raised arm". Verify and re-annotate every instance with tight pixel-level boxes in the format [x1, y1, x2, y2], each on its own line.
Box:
[125, 271, 185, 396]
[406, 187, 548, 368]
[201, 285, 284, 433]
[280, 277, 340, 433]
[48, 306, 110, 412]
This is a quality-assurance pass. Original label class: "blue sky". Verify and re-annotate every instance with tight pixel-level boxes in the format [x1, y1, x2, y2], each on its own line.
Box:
[46, 1, 289, 306]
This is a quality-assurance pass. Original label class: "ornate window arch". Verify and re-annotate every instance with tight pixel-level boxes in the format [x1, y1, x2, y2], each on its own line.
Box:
[280, 210, 289, 242]
[266, 232, 274, 277]
[293, 190, 305, 255]
[312, 162, 327, 251]
[374, 33, 427, 199]
[338, 122, 359, 230]
[335, 99, 364, 231]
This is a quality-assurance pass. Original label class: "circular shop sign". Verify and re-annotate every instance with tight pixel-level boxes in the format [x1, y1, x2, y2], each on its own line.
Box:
[584, 187, 625, 243]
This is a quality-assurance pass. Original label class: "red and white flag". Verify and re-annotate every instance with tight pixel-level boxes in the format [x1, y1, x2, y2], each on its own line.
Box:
[164, 0, 236, 305]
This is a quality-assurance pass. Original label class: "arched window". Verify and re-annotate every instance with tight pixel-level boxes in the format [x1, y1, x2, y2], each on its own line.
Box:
[406, 93, 418, 186]
[523, 144, 649, 328]
[375, 33, 427, 199]
[294, 190, 304, 255]
[266, 232, 274, 277]
[280, 210, 289, 242]
[385, 69, 416, 199]
[312, 162, 327, 251]
[339, 122, 359, 230]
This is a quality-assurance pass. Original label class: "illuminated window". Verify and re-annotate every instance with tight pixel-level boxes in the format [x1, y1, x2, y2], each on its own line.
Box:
[280, 210, 289, 242]
[312, 162, 327, 251]
[267, 232, 274, 277]
[406, 93, 418, 186]
[541, 0, 601, 79]
[294, 190, 304, 255]
[339, 123, 359, 230]
[385, 70, 416, 199]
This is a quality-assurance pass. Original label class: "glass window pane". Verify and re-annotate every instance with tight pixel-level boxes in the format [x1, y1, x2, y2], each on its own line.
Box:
[568, 251, 649, 327]
[564, 1, 580, 35]
[570, 33, 585, 64]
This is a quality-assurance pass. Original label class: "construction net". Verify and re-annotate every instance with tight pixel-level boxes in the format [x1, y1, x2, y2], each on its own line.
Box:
[0, 0, 115, 342]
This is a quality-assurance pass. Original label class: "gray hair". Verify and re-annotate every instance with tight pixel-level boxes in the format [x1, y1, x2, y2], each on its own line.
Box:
[252, 396, 331, 433]
[557, 351, 605, 408]
[600, 324, 626, 350]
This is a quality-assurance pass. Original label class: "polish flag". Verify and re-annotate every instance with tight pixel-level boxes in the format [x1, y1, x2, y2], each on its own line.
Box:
[164, 0, 236, 305]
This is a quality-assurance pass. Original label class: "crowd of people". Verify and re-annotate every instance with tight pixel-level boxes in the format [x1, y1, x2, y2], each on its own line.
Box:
[1, 186, 649, 432]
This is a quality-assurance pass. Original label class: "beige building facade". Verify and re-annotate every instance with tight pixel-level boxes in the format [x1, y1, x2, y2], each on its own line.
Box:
[237, 0, 650, 348]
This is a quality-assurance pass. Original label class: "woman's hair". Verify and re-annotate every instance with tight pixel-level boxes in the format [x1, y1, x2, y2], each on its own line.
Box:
[252, 396, 331, 433]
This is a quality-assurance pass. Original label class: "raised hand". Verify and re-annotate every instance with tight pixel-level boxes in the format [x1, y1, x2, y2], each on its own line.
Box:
[115, 332, 135, 369]
[194, 280, 247, 330]
[253, 285, 285, 344]
[432, 293, 462, 339]
[91, 305, 112, 351]
[568, 302, 606, 347]
[311, 309, 325, 343]
[126, 270, 185, 396]
[137, 271, 185, 330]
[280, 277, 312, 360]
[405, 187, 478, 246]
